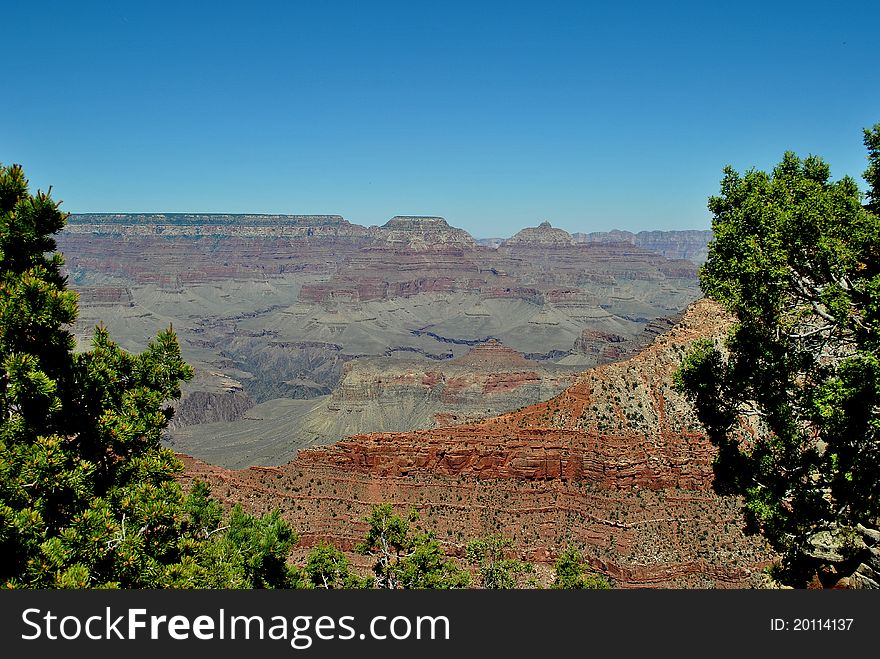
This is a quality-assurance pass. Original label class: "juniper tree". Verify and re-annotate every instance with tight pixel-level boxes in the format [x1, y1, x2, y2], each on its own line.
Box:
[675, 125, 880, 585]
[550, 546, 610, 589]
[466, 533, 535, 589]
[357, 503, 469, 589]
[0, 164, 299, 588]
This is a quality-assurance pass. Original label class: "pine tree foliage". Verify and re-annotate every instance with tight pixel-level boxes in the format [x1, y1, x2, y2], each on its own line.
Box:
[550, 546, 611, 589]
[0, 164, 299, 588]
[303, 541, 370, 589]
[466, 534, 535, 589]
[675, 126, 880, 584]
[356, 503, 469, 589]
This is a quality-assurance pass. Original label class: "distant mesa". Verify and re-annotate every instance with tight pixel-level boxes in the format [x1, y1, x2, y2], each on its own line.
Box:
[63, 213, 371, 241]
[573, 229, 713, 264]
[451, 339, 531, 368]
[502, 220, 576, 247]
[376, 215, 477, 249]
[63, 212, 713, 264]
[65, 213, 479, 249]
[381, 215, 451, 230]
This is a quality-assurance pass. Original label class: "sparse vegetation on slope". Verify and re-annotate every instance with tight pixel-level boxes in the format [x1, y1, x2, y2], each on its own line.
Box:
[180, 297, 777, 588]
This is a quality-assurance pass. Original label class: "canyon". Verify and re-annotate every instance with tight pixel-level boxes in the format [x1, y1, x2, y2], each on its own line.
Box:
[60, 213, 706, 467]
[61, 213, 774, 587]
[179, 299, 775, 587]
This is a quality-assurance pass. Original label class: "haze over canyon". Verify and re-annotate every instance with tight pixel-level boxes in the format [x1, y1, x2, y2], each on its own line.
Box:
[56, 212, 770, 587]
[60, 214, 708, 468]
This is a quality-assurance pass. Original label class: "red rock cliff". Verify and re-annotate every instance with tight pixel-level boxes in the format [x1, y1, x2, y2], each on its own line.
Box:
[181, 299, 775, 587]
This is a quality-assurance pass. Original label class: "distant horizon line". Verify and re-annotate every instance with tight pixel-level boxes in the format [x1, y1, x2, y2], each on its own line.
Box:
[65, 211, 713, 238]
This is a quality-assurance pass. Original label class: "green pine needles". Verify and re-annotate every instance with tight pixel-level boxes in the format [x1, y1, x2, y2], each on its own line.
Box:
[675, 125, 880, 586]
[0, 163, 301, 588]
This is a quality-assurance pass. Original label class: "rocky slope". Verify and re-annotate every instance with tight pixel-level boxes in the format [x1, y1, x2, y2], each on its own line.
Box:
[167, 340, 583, 468]
[61, 214, 703, 467]
[179, 299, 777, 587]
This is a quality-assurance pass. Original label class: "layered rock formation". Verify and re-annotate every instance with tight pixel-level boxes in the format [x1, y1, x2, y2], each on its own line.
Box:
[572, 314, 681, 364]
[502, 220, 576, 247]
[573, 229, 713, 264]
[61, 213, 704, 468]
[377, 216, 477, 250]
[298, 299, 724, 485]
[168, 340, 582, 468]
[60, 214, 374, 284]
[179, 299, 777, 587]
[169, 390, 255, 428]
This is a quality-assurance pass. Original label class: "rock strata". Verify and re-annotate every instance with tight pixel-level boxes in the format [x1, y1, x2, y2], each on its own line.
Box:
[62, 213, 703, 470]
[180, 299, 777, 587]
[502, 221, 576, 247]
[574, 229, 713, 264]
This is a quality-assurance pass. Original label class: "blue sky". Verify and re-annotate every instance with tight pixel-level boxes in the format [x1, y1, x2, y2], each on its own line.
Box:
[3, 1, 878, 237]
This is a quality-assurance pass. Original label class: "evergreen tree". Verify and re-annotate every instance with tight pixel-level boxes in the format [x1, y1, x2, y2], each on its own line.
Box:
[303, 541, 370, 589]
[357, 503, 469, 589]
[466, 534, 535, 589]
[550, 546, 610, 589]
[675, 126, 880, 585]
[0, 164, 298, 588]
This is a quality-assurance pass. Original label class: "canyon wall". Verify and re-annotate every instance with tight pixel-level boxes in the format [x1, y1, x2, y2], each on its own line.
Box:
[180, 299, 776, 587]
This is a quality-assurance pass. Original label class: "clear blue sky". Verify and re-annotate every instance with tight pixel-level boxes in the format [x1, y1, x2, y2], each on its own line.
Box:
[3, 1, 878, 237]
